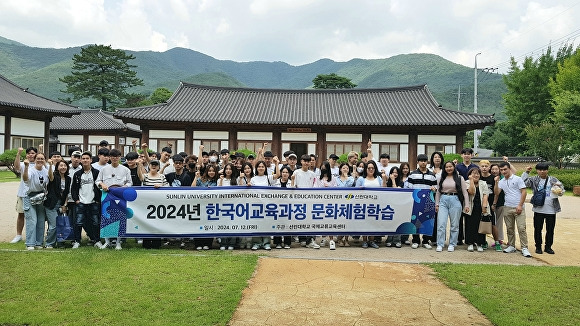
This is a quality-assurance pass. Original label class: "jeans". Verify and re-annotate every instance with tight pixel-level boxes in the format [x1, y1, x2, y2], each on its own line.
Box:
[44, 206, 59, 247]
[23, 196, 47, 247]
[75, 202, 101, 242]
[437, 194, 462, 247]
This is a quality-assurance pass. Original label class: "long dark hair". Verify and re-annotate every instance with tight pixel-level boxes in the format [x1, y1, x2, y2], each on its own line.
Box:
[221, 163, 238, 185]
[439, 161, 465, 206]
[429, 151, 444, 169]
[387, 166, 402, 187]
[363, 160, 381, 179]
[319, 161, 332, 181]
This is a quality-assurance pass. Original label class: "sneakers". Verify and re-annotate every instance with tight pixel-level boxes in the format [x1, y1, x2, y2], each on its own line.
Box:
[308, 241, 321, 249]
[137, 239, 143, 245]
[94, 242, 103, 249]
[300, 241, 307, 247]
[72, 242, 80, 249]
[503, 245, 516, 253]
[385, 242, 392, 247]
[202, 246, 210, 250]
[227, 246, 234, 250]
[436, 245, 443, 252]
[477, 245, 484, 252]
[10, 235, 23, 243]
[404, 240, 411, 245]
[220, 246, 226, 250]
[423, 243, 432, 249]
[100, 242, 109, 250]
[329, 240, 336, 250]
[45, 245, 54, 249]
[411, 243, 419, 249]
[251, 244, 259, 251]
[495, 242, 502, 252]
[26, 246, 35, 250]
[370, 241, 380, 249]
[447, 245, 455, 252]
[395, 242, 402, 248]
[467, 244, 474, 252]
[115, 243, 122, 250]
[521, 248, 532, 257]
[284, 245, 291, 249]
[482, 242, 488, 250]
[343, 240, 350, 247]
[545, 248, 555, 254]
[320, 238, 327, 247]
[263, 244, 271, 250]
[275, 244, 282, 249]
[362, 242, 369, 248]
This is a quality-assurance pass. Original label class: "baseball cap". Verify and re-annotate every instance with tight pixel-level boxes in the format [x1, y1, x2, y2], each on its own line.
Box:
[71, 151, 82, 157]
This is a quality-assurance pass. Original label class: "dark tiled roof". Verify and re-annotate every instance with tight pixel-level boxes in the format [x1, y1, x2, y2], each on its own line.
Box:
[51, 109, 140, 132]
[0, 74, 81, 114]
[115, 83, 495, 127]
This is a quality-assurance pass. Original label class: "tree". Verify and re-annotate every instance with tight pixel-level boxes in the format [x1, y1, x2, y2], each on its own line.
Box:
[312, 73, 356, 89]
[119, 87, 173, 108]
[550, 48, 580, 135]
[60, 44, 144, 111]
[0, 149, 25, 177]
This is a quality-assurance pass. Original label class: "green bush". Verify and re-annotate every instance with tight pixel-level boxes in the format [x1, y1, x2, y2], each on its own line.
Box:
[443, 153, 462, 164]
[0, 149, 25, 177]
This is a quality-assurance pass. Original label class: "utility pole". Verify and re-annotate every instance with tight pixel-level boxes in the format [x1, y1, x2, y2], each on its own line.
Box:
[474, 52, 481, 155]
[454, 85, 466, 111]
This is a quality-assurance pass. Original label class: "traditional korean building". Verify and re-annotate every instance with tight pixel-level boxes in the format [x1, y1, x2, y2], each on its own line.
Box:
[50, 109, 141, 156]
[0, 74, 80, 154]
[114, 83, 495, 166]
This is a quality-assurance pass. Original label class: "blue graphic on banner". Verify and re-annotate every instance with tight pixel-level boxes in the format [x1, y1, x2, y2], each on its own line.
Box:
[100, 187, 435, 238]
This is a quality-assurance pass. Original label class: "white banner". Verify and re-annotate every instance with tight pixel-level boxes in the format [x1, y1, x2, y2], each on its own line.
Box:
[100, 186, 435, 238]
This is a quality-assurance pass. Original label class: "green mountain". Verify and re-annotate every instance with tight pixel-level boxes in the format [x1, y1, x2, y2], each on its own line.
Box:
[0, 37, 505, 118]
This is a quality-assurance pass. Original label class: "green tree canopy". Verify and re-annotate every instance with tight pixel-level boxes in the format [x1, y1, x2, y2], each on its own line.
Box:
[60, 44, 144, 111]
[312, 73, 356, 89]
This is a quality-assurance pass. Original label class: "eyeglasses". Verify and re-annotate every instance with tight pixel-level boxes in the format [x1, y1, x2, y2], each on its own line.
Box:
[367, 166, 375, 169]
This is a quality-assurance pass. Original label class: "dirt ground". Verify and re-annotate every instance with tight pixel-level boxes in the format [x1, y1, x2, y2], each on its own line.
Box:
[2, 181, 579, 325]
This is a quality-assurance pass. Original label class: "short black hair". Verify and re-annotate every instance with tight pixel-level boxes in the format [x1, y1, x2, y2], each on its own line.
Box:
[125, 152, 139, 160]
[417, 154, 428, 161]
[98, 148, 110, 156]
[379, 153, 390, 159]
[50, 151, 61, 157]
[172, 154, 184, 162]
[360, 152, 368, 158]
[161, 146, 172, 154]
[109, 149, 122, 157]
[300, 154, 310, 162]
[461, 148, 473, 155]
[25, 147, 38, 154]
[535, 162, 549, 170]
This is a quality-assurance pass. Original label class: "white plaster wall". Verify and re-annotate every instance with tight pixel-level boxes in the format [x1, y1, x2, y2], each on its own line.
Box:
[417, 135, 456, 143]
[237, 132, 272, 140]
[150, 130, 185, 138]
[281, 132, 317, 141]
[12, 118, 44, 137]
[326, 133, 362, 142]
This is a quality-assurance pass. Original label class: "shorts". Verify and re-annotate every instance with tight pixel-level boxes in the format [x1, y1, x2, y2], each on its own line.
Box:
[15, 196, 24, 214]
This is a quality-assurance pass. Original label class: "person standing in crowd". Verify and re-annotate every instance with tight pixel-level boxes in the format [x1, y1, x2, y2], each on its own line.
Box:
[347, 151, 359, 169]
[44, 159, 71, 249]
[490, 163, 506, 245]
[64, 150, 83, 247]
[71, 151, 104, 249]
[22, 152, 49, 250]
[497, 162, 532, 257]
[405, 154, 437, 249]
[95, 149, 133, 250]
[464, 167, 490, 252]
[434, 161, 469, 252]
[355, 160, 385, 249]
[273, 165, 293, 249]
[480, 160, 502, 251]
[314, 161, 338, 250]
[10, 146, 38, 244]
[285, 152, 300, 172]
[455, 148, 478, 245]
[165, 155, 192, 188]
[92, 140, 109, 163]
[292, 154, 319, 248]
[124, 152, 143, 186]
[328, 154, 340, 178]
[218, 163, 239, 250]
[159, 146, 175, 174]
[249, 159, 280, 250]
[521, 163, 564, 255]
[138, 160, 167, 188]
[192, 164, 218, 250]
[384, 166, 404, 248]
[336, 162, 355, 247]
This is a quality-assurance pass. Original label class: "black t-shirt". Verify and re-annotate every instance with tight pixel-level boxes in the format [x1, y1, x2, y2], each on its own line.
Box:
[124, 164, 142, 186]
[165, 172, 192, 187]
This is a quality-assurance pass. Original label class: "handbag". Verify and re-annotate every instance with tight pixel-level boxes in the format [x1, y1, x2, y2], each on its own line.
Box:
[478, 214, 492, 235]
[29, 191, 47, 205]
[56, 214, 73, 242]
[530, 178, 549, 207]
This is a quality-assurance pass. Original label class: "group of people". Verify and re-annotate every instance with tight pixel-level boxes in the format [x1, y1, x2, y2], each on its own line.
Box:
[10, 141, 563, 256]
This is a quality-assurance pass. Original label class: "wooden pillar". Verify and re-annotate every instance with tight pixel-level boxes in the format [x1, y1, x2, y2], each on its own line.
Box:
[185, 126, 193, 155]
[456, 130, 465, 153]
[4, 113, 11, 151]
[408, 131, 418, 169]
[141, 125, 150, 145]
[272, 129, 281, 157]
[44, 118, 50, 156]
[316, 129, 325, 162]
[83, 134, 89, 152]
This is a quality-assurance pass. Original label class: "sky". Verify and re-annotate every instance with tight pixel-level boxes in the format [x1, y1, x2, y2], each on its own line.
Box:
[1, 0, 579, 72]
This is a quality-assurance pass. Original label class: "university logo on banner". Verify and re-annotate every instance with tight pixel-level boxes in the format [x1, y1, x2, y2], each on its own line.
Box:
[99, 187, 435, 238]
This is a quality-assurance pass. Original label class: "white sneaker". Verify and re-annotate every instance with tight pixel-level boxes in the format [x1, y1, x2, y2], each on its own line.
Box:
[26, 246, 35, 250]
[329, 240, 336, 250]
[72, 242, 80, 249]
[477, 246, 484, 252]
[115, 243, 122, 250]
[264, 244, 271, 250]
[411, 243, 419, 249]
[202, 246, 210, 250]
[137, 239, 143, 245]
[251, 245, 259, 251]
[308, 241, 321, 249]
[100, 242, 109, 250]
[503, 245, 516, 253]
[300, 241, 307, 247]
[320, 238, 327, 247]
[423, 243, 432, 249]
[227, 246, 234, 250]
[284, 245, 291, 249]
[436, 246, 443, 252]
[10, 235, 23, 243]
[196, 246, 202, 251]
[467, 244, 474, 252]
[220, 246, 226, 250]
[521, 248, 532, 257]
[275, 244, 282, 249]
[447, 245, 455, 252]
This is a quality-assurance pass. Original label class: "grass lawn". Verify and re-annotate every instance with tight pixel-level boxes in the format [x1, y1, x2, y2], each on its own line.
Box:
[0, 244, 258, 326]
[0, 170, 19, 183]
[431, 263, 580, 326]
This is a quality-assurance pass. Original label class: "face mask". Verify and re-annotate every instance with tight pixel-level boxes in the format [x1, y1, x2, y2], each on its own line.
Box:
[188, 163, 196, 169]
[209, 156, 218, 163]
[357, 167, 364, 173]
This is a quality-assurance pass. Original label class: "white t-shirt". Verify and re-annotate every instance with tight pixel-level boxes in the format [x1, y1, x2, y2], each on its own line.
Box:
[498, 174, 526, 207]
[293, 169, 316, 188]
[17, 162, 28, 198]
[79, 170, 96, 204]
[96, 164, 133, 188]
[250, 174, 275, 186]
[25, 165, 49, 194]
